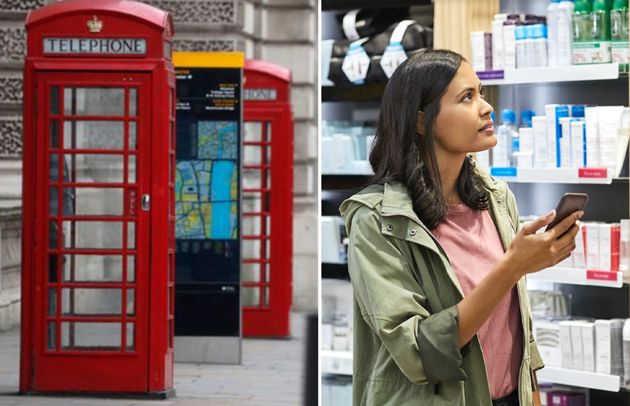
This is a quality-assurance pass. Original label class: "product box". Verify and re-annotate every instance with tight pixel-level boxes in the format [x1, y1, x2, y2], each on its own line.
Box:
[321, 323, 333, 350]
[572, 222, 586, 268]
[595, 319, 625, 376]
[503, 22, 517, 69]
[321, 216, 346, 264]
[471, 31, 493, 71]
[585, 222, 600, 270]
[600, 223, 612, 271]
[547, 391, 586, 406]
[519, 127, 534, 153]
[532, 116, 548, 167]
[580, 322, 596, 372]
[570, 321, 584, 370]
[492, 14, 508, 70]
[573, 41, 612, 64]
[533, 320, 562, 367]
[584, 107, 600, 167]
[570, 120, 586, 168]
[546, 105, 570, 168]
[560, 117, 573, 168]
[559, 321, 574, 369]
[612, 40, 629, 71]
[612, 224, 621, 271]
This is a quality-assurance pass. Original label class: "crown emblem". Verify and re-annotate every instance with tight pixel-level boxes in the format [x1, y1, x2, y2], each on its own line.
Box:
[87, 16, 103, 33]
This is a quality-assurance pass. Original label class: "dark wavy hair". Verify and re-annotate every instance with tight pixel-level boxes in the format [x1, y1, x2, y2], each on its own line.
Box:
[369, 48, 489, 230]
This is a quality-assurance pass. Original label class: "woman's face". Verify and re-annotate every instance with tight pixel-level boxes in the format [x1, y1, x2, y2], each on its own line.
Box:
[431, 62, 496, 157]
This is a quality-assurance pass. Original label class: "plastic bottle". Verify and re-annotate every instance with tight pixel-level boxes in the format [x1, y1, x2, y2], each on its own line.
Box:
[592, 0, 612, 40]
[573, 0, 593, 42]
[494, 109, 517, 167]
[532, 24, 549, 66]
[548, 0, 561, 66]
[557, 0, 576, 65]
[611, 0, 629, 72]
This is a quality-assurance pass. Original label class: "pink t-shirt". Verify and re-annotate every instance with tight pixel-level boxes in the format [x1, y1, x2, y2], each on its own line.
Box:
[432, 203, 523, 399]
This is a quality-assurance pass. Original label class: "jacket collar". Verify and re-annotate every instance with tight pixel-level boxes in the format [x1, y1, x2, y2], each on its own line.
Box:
[380, 163, 505, 224]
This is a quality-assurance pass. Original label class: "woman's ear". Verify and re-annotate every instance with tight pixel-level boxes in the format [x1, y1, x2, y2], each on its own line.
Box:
[416, 111, 425, 135]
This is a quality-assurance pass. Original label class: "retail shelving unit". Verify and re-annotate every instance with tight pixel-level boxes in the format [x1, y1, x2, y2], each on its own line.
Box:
[321, 0, 630, 404]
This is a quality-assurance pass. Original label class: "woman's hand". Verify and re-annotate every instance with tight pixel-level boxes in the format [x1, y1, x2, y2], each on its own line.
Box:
[504, 209, 583, 279]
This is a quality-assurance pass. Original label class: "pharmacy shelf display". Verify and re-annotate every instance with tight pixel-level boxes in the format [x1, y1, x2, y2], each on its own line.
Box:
[321, 350, 353, 376]
[477, 63, 620, 86]
[537, 368, 621, 392]
[527, 267, 625, 288]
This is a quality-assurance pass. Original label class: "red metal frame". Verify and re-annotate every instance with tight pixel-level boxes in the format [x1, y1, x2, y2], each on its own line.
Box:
[242, 60, 293, 337]
[22, 0, 174, 395]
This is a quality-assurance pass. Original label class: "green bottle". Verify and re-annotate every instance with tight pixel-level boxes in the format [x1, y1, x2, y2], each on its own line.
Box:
[573, 0, 593, 41]
[611, 0, 629, 72]
[591, 0, 611, 40]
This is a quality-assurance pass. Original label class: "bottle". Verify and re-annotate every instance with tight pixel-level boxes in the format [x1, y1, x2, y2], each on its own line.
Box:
[611, 0, 629, 73]
[532, 24, 549, 66]
[592, 0, 613, 63]
[572, 0, 593, 64]
[494, 109, 517, 167]
[520, 110, 536, 128]
[557, 0, 576, 65]
[548, 0, 561, 66]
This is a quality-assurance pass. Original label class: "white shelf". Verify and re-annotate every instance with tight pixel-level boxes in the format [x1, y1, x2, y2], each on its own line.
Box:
[537, 367, 621, 392]
[478, 63, 620, 85]
[321, 350, 353, 376]
[489, 167, 613, 184]
[528, 267, 625, 288]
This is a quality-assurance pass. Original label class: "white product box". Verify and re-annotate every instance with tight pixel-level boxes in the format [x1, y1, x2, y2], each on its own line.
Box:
[570, 321, 585, 370]
[532, 116, 548, 167]
[471, 31, 492, 71]
[321, 216, 345, 264]
[570, 120, 586, 168]
[503, 23, 517, 69]
[546, 105, 570, 168]
[600, 223, 612, 271]
[596, 319, 626, 376]
[534, 320, 562, 367]
[585, 222, 601, 270]
[560, 117, 573, 168]
[321, 323, 333, 350]
[585, 106, 600, 167]
[573, 222, 586, 268]
[332, 335, 348, 351]
[559, 321, 574, 369]
[492, 15, 508, 70]
[581, 322, 596, 372]
[519, 127, 534, 153]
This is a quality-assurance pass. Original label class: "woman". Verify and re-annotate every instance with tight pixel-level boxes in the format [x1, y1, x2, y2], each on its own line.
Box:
[339, 49, 582, 406]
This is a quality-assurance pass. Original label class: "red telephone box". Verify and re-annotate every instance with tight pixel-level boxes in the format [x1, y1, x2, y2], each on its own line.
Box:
[21, 0, 176, 396]
[242, 60, 293, 337]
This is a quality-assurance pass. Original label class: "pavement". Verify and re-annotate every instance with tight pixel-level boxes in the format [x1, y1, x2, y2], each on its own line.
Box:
[0, 312, 311, 406]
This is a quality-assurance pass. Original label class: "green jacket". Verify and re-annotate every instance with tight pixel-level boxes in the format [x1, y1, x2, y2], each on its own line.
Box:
[339, 167, 545, 406]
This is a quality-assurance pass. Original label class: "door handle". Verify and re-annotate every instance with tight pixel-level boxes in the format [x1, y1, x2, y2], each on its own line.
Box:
[142, 194, 150, 211]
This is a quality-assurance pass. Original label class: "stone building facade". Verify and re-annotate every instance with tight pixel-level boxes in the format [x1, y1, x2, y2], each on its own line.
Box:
[0, 0, 318, 330]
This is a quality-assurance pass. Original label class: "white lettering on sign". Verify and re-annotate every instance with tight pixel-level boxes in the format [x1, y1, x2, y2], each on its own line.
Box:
[43, 38, 146, 55]
[244, 88, 277, 101]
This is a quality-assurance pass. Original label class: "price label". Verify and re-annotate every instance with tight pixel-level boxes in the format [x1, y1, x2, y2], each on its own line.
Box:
[342, 40, 370, 84]
[380, 42, 408, 78]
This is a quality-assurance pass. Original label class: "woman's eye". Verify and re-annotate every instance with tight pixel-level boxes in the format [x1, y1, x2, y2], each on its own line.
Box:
[479, 88, 485, 99]
[462, 92, 473, 102]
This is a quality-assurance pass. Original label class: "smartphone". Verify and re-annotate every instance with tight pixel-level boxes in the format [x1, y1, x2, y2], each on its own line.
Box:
[545, 193, 588, 232]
